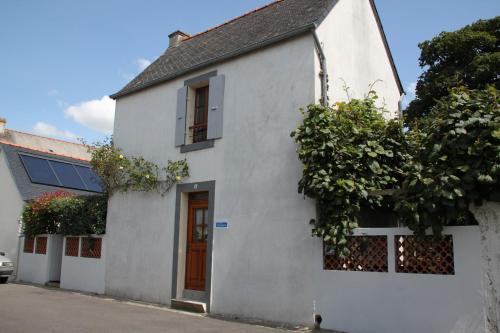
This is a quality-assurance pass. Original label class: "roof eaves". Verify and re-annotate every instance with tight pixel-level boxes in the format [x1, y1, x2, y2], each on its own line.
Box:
[110, 23, 316, 100]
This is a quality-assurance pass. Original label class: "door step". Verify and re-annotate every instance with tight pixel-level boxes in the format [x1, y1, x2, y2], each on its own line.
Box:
[171, 298, 206, 313]
[45, 281, 60, 288]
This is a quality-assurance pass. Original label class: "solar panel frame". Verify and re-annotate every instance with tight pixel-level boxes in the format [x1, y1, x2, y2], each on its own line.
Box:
[49, 160, 87, 190]
[74, 165, 104, 193]
[19, 154, 60, 187]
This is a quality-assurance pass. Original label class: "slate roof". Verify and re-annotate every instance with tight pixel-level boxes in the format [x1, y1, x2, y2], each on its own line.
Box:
[111, 0, 403, 99]
[0, 143, 99, 201]
[111, 0, 338, 99]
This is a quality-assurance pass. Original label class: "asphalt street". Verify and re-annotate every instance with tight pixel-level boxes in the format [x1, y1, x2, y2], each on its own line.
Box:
[0, 283, 309, 333]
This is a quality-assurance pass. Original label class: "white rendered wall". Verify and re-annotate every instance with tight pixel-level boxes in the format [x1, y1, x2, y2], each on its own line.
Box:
[61, 236, 106, 294]
[0, 151, 23, 270]
[314, 226, 484, 333]
[315, 0, 402, 116]
[107, 34, 318, 324]
[18, 235, 63, 285]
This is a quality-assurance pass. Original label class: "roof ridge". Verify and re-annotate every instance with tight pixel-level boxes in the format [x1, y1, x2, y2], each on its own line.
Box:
[184, 0, 285, 42]
[7, 129, 86, 147]
[0, 140, 90, 162]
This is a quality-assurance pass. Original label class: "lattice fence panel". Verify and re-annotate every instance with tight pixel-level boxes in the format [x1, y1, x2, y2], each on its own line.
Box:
[24, 237, 35, 253]
[395, 235, 454, 275]
[35, 236, 47, 254]
[65, 237, 80, 257]
[324, 236, 388, 272]
[81, 238, 102, 259]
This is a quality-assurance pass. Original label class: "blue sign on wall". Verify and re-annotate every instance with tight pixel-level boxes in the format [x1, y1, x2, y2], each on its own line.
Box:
[215, 220, 229, 229]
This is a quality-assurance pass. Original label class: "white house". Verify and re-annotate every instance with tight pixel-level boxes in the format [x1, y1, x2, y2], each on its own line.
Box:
[106, 1, 483, 332]
[0, 118, 103, 280]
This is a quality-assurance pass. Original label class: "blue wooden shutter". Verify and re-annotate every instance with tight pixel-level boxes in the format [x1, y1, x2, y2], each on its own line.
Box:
[207, 74, 225, 140]
[175, 86, 188, 147]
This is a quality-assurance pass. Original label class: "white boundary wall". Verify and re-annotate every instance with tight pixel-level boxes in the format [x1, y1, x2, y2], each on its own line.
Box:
[17, 234, 63, 285]
[60, 236, 105, 294]
[314, 226, 484, 333]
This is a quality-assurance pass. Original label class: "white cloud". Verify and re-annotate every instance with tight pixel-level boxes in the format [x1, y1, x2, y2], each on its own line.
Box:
[64, 96, 115, 134]
[33, 122, 78, 141]
[136, 58, 152, 71]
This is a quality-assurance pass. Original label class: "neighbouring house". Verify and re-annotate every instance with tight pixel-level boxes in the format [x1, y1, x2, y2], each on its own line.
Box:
[106, 1, 483, 332]
[0, 118, 104, 279]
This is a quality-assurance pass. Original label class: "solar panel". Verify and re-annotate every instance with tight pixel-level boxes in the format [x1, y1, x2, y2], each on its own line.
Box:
[74, 165, 104, 192]
[19, 153, 104, 193]
[20, 155, 60, 186]
[49, 160, 86, 190]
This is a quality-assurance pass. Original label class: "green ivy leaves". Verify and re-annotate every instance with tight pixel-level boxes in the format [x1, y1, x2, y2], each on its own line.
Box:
[292, 94, 409, 256]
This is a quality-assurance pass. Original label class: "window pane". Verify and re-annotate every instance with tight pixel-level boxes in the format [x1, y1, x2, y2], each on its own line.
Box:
[195, 209, 203, 226]
[193, 208, 206, 241]
[50, 161, 86, 190]
[74, 166, 104, 192]
[194, 87, 208, 124]
[20, 155, 59, 186]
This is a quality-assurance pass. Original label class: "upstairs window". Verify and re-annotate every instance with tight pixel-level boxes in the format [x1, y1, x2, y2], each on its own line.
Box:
[175, 72, 225, 152]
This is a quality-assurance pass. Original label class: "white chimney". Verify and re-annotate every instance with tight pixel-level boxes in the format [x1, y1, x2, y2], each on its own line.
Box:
[168, 30, 190, 48]
[0, 118, 5, 135]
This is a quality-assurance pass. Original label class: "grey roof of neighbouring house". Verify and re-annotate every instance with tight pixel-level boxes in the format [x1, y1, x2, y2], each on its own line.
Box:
[111, 0, 340, 99]
[0, 143, 99, 201]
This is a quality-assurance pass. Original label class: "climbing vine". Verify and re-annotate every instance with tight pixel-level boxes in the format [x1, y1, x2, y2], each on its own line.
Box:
[291, 94, 409, 255]
[85, 137, 189, 196]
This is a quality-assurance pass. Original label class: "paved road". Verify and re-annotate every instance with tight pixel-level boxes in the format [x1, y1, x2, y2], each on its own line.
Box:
[0, 283, 303, 333]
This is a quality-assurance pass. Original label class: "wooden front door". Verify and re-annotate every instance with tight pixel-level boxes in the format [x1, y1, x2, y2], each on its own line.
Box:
[185, 193, 208, 291]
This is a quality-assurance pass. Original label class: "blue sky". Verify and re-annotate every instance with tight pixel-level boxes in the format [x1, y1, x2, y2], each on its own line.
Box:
[0, 0, 498, 143]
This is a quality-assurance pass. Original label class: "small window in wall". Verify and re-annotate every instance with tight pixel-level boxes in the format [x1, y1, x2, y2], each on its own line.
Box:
[35, 236, 47, 254]
[395, 235, 455, 275]
[65, 237, 80, 257]
[324, 236, 388, 272]
[81, 237, 102, 259]
[24, 237, 35, 253]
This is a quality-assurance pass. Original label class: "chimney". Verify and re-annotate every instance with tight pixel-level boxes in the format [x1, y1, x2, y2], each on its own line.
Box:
[168, 30, 190, 48]
[0, 118, 5, 136]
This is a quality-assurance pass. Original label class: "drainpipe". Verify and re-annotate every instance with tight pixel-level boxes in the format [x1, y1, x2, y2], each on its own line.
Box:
[313, 27, 328, 106]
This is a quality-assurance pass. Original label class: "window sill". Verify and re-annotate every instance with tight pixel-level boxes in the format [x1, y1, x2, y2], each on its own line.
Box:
[180, 140, 214, 153]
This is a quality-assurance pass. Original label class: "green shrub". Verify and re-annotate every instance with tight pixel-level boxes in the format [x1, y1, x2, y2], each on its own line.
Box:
[22, 191, 107, 237]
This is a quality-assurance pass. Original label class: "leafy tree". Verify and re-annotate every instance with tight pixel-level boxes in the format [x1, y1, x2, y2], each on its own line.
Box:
[405, 16, 499, 125]
[396, 87, 500, 233]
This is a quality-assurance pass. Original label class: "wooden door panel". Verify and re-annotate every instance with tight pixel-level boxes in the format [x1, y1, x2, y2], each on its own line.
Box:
[185, 195, 208, 291]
